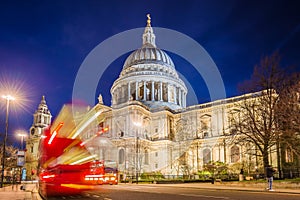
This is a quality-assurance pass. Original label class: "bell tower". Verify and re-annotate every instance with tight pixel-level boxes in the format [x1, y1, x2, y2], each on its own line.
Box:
[25, 96, 52, 180]
[29, 95, 52, 137]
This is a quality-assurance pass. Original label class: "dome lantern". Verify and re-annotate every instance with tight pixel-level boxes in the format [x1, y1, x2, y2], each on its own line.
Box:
[142, 14, 156, 47]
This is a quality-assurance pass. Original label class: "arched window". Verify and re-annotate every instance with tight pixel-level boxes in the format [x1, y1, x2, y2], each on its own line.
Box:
[286, 147, 293, 163]
[144, 150, 149, 165]
[203, 148, 211, 164]
[230, 145, 240, 163]
[119, 149, 125, 164]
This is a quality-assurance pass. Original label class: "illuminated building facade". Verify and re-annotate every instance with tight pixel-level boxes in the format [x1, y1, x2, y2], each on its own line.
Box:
[27, 16, 298, 180]
[82, 16, 279, 177]
[25, 96, 52, 179]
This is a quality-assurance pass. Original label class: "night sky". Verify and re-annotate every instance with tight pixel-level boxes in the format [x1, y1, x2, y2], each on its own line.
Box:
[0, 0, 299, 147]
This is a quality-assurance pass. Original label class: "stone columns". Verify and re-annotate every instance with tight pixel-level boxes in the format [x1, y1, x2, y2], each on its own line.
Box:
[183, 92, 186, 107]
[135, 81, 138, 100]
[159, 82, 163, 101]
[166, 83, 169, 102]
[128, 82, 131, 101]
[174, 86, 177, 104]
[179, 89, 182, 106]
[151, 81, 155, 101]
[143, 81, 146, 100]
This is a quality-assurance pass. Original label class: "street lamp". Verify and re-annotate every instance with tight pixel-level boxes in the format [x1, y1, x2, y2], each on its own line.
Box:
[17, 131, 27, 150]
[133, 121, 142, 184]
[1, 94, 15, 188]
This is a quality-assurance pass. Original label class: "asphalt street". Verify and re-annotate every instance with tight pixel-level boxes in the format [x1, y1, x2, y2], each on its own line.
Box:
[45, 184, 300, 200]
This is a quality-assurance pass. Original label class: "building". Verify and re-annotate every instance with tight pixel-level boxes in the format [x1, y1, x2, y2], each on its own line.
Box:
[25, 96, 52, 179]
[27, 15, 299, 180]
[73, 16, 280, 178]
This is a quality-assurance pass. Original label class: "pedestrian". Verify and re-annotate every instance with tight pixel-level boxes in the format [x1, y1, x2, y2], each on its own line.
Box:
[239, 168, 244, 181]
[11, 174, 17, 191]
[265, 165, 276, 191]
[255, 168, 259, 180]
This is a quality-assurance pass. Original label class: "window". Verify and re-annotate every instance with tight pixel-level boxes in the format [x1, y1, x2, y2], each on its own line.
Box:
[203, 148, 211, 164]
[203, 132, 209, 138]
[286, 147, 294, 163]
[230, 128, 237, 135]
[144, 150, 149, 165]
[118, 149, 125, 164]
[230, 145, 240, 163]
[155, 152, 158, 157]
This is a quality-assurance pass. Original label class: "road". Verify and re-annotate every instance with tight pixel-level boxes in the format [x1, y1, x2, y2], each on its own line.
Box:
[45, 184, 300, 200]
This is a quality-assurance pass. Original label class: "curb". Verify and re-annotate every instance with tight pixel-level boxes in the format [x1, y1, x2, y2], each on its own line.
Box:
[142, 183, 300, 195]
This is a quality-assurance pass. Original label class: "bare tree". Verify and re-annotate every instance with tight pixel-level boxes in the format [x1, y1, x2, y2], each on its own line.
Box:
[276, 74, 300, 156]
[0, 145, 18, 169]
[233, 53, 288, 172]
[173, 118, 193, 176]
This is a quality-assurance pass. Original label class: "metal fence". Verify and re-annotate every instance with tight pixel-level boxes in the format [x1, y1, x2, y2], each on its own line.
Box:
[121, 170, 300, 183]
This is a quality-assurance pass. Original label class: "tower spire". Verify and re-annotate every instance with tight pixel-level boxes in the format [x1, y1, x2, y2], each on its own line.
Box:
[143, 14, 156, 47]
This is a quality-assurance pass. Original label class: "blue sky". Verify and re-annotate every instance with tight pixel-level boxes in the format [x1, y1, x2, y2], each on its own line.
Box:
[0, 0, 299, 146]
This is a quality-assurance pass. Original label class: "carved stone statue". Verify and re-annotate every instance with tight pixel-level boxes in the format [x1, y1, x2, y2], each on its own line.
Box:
[147, 14, 151, 27]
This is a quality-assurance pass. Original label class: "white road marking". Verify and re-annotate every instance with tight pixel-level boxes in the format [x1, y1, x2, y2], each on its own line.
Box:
[180, 193, 230, 199]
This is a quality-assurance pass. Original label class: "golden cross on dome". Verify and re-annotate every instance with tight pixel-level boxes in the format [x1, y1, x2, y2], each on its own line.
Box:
[147, 14, 151, 27]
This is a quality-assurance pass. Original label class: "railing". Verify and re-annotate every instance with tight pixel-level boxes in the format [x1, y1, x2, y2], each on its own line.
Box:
[120, 170, 300, 183]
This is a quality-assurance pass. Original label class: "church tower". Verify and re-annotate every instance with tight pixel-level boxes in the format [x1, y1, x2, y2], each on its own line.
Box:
[25, 96, 52, 179]
[29, 95, 52, 137]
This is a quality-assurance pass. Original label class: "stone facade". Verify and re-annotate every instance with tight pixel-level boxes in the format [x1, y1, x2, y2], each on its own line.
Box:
[79, 17, 279, 177]
[27, 16, 298, 180]
[25, 96, 52, 179]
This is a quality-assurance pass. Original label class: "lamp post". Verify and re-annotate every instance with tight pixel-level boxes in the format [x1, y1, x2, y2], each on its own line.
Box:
[1, 95, 15, 188]
[17, 132, 27, 150]
[133, 121, 142, 184]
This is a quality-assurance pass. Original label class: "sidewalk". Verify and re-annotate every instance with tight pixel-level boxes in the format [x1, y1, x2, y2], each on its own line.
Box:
[0, 182, 41, 200]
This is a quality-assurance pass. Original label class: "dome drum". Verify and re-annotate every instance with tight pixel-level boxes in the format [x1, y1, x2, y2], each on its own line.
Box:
[111, 79, 186, 110]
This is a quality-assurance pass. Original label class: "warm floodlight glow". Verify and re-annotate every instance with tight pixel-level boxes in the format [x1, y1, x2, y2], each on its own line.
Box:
[2, 95, 15, 101]
[133, 121, 142, 127]
[16, 130, 27, 150]
[0, 73, 33, 114]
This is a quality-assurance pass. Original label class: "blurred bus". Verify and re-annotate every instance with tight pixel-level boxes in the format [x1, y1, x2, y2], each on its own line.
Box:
[84, 160, 118, 185]
[37, 104, 112, 198]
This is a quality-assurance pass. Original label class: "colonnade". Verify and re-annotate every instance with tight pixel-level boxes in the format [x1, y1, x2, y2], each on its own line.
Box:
[112, 80, 186, 107]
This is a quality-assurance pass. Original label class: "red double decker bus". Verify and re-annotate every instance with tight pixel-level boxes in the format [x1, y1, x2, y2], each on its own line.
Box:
[84, 160, 118, 185]
[37, 104, 112, 198]
[38, 124, 95, 198]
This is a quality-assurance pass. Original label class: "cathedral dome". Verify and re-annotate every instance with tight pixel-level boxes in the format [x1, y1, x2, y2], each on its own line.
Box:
[123, 44, 175, 69]
[111, 15, 187, 110]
